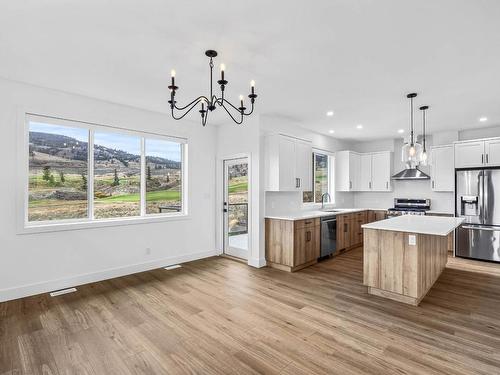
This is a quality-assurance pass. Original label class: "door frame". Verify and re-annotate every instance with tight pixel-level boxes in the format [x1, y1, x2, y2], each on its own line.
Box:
[219, 153, 252, 261]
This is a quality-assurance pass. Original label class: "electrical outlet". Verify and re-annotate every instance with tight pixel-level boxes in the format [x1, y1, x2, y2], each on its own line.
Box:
[408, 235, 416, 246]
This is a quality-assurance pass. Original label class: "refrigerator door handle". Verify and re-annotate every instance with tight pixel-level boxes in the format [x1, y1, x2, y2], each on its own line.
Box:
[462, 225, 495, 231]
[479, 171, 484, 223]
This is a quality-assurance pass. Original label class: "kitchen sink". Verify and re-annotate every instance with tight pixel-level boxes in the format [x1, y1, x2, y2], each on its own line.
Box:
[321, 209, 342, 213]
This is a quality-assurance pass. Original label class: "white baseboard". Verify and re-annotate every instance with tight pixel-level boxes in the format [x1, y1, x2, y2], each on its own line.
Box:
[0, 249, 218, 303]
[248, 257, 267, 268]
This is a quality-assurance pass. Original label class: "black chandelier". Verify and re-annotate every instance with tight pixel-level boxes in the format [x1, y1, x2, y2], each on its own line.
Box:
[168, 50, 257, 126]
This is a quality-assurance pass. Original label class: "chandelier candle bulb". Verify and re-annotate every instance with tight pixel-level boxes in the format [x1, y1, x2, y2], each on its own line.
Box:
[171, 69, 176, 86]
[220, 64, 225, 81]
[251, 80, 255, 94]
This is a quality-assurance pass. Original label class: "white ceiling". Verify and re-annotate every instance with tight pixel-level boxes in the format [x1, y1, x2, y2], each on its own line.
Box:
[1, 0, 499, 140]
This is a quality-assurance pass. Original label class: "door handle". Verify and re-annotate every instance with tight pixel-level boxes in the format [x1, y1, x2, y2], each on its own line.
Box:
[461, 225, 500, 231]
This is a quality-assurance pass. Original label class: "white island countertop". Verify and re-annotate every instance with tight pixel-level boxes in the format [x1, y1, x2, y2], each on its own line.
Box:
[362, 215, 464, 236]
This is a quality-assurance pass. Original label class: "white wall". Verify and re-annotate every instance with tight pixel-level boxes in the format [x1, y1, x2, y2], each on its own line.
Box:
[0, 78, 217, 302]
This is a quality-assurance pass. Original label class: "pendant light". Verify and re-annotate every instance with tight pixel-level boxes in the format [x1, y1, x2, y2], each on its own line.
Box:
[401, 93, 422, 163]
[419, 105, 429, 165]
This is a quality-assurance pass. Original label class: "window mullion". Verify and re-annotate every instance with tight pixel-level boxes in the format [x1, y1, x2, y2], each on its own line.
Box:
[140, 137, 146, 216]
[88, 129, 95, 220]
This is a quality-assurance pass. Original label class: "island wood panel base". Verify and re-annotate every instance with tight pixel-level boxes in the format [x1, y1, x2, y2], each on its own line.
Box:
[266, 259, 317, 272]
[363, 228, 450, 306]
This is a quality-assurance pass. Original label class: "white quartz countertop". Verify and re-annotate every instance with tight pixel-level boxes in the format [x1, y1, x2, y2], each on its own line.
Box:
[362, 215, 464, 236]
[265, 208, 381, 221]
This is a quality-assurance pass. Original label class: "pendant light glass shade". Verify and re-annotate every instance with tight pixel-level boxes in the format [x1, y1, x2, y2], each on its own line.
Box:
[401, 93, 422, 164]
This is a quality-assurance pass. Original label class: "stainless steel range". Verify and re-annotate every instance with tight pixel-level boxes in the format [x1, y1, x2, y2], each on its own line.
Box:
[387, 198, 430, 217]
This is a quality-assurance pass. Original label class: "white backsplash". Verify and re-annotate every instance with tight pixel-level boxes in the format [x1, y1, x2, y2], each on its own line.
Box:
[265, 191, 355, 216]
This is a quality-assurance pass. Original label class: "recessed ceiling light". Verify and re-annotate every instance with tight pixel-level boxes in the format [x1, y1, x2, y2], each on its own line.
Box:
[329, 130, 335, 134]
[356, 124, 363, 129]
[398, 129, 405, 134]
[479, 117, 488, 122]
[326, 111, 334, 117]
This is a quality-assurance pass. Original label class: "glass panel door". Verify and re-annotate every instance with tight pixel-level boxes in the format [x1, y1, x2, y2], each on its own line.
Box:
[223, 157, 249, 259]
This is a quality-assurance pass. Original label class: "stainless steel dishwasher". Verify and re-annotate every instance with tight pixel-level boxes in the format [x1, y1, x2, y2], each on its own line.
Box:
[320, 216, 337, 257]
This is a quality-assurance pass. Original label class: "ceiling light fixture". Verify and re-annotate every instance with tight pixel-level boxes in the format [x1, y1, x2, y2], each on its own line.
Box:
[398, 129, 405, 134]
[479, 117, 488, 122]
[401, 93, 421, 163]
[356, 124, 363, 129]
[329, 130, 335, 134]
[326, 111, 334, 117]
[169, 50, 257, 126]
[419, 105, 429, 165]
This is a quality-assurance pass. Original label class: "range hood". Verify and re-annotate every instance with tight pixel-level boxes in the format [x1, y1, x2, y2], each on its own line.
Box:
[392, 166, 430, 180]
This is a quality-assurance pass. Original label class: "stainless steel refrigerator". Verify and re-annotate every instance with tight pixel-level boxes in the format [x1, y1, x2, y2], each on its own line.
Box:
[456, 168, 500, 262]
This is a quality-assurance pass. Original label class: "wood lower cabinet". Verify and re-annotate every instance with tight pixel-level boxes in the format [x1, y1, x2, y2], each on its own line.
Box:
[265, 218, 320, 272]
[367, 210, 387, 223]
[337, 210, 385, 252]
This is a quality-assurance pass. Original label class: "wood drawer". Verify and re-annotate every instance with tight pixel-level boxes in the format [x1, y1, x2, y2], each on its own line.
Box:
[294, 218, 319, 229]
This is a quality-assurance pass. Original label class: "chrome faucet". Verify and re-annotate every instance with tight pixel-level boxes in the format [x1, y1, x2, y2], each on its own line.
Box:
[321, 192, 331, 210]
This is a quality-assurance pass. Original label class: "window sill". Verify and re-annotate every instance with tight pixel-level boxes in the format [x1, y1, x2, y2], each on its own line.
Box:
[19, 213, 190, 235]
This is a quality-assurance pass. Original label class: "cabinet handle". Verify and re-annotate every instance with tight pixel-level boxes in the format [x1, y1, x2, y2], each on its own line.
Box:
[299, 178, 301, 188]
[482, 154, 484, 164]
[349, 180, 352, 189]
[295, 178, 299, 188]
[344, 223, 348, 232]
[486, 154, 489, 164]
[306, 231, 311, 242]
[305, 221, 312, 224]
[369, 181, 372, 189]
[432, 180, 435, 189]
[386, 181, 388, 189]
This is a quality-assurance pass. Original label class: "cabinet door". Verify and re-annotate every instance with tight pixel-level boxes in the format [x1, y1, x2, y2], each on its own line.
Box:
[431, 146, 454, 191]
[278, 136, 296, 190]
[293, 226, 319, 266]
[295, 140, 312, 191]
[349, 153, 361, 191]
[371, 152, 392, 191]
[454, 141, 485, 168]
[336, 214, 351, 250]
[350, 212, 366, 247]
[359, 154, 373, 191]
[485, 139, 500, 166]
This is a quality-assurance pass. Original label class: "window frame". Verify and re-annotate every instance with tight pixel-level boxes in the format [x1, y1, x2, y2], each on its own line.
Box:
[20, 113, 188, 234]
[302, 150, 335, 206]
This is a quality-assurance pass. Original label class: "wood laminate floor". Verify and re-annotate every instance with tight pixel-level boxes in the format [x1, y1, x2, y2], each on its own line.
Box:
[1, 248, 500, 375]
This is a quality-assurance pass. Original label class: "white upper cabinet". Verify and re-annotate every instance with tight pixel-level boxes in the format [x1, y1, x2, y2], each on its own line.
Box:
[485, 139, 500, 166]
[430, 145, 454, 192]
[336, 150, 392, 192]
[359, 154, 372, 191]
[371, 152, 392, 191]
[294, 139, 313, 191]
[454, 141, 485, 168]
[264, 134, 312, 191]
[335, 151, 359, 192]
[454, 138, 500, 168]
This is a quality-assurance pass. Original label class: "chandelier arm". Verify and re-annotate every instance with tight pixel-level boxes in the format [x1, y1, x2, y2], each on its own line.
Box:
[171, 100, 202, 120]
[243, 102, 255, 116]
[174, 95, 209, 111]
[222, 99, 242, 112]
[221, 102, 244, 124]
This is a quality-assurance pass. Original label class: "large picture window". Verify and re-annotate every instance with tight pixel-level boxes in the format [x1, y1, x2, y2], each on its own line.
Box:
[303, 152, 334, 204]
[25, 115, 186, 227]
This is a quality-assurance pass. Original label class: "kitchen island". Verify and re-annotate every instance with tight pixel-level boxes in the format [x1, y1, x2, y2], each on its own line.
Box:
[362, 216, 464, 306]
